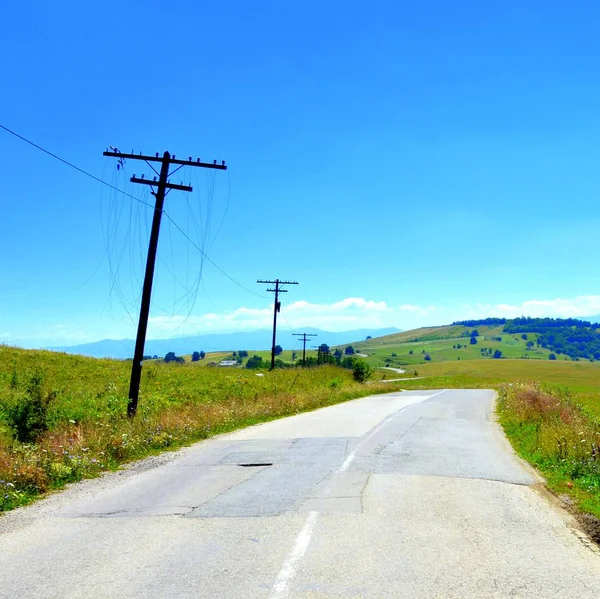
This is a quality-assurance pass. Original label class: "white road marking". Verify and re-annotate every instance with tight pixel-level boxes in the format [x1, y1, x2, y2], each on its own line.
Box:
[269, 511, 319, 598]
[269, 390, 446, 597]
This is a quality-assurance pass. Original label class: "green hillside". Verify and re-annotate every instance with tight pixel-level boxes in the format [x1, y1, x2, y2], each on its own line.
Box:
[344, 324, 560, 368]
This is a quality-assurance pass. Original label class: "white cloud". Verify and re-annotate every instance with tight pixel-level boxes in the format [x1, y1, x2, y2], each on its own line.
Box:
[147, 297, 437, 336]
[458, 295, 600, 320]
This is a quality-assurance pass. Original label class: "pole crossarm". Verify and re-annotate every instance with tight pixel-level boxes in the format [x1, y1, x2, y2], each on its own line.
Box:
[103, 151, 227, 170]
[130, 177, 192, 192]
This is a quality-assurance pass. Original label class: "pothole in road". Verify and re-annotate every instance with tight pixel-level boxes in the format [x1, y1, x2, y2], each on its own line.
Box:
[238, 463, 273, 467]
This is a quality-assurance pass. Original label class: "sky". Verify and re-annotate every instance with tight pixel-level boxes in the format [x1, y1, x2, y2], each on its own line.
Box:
[1, 1, 600, 349]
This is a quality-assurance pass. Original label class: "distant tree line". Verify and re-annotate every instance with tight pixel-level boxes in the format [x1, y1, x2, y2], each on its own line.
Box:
[453, 318, 507, 327]
[453, 317, 600, 361]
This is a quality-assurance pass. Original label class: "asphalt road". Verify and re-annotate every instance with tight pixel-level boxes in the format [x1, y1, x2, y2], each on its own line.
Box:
[1, 389, 599, 598]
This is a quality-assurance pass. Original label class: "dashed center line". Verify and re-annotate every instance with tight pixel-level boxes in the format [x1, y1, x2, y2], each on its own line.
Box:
[268, 390, 445, 598]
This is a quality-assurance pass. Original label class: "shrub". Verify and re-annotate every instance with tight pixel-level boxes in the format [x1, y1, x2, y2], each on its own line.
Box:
[549, 353, 557, 360]
[245, 355, 265, 370]
[493, 350, 503, 359]
[6, 372, 55, 443]
[352, 360, 373, 382]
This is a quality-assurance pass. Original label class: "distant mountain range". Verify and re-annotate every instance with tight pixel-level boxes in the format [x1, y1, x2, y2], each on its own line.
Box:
[48, 327, 401, 359]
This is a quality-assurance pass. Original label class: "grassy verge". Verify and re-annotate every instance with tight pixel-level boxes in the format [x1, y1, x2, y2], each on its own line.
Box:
[389, 359, 600, 538]
[0, 346, 402, 513]
[496, 382, 600, 541]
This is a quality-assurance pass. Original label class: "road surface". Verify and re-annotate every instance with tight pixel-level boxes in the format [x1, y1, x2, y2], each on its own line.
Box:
[1, 389, 599, 598]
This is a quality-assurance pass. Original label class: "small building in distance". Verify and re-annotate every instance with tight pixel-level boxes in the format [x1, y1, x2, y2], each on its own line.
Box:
[218, 360, 238, 367]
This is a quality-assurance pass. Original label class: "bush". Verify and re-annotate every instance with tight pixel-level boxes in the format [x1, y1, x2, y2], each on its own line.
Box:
[164, 352, 184, 364]
[470, 336, 477, 345]
[424, 354, 431, 361]
[191, 351, 201, 362]
[493, 350, 503, 359]
[352, 360, 373, 383]
[549, 353, 557, 360]
[6, 372, 55, 443]
[245, 355, 265, 370]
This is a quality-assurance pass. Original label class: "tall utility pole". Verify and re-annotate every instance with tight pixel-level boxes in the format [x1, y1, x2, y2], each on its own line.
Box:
[257, 279, 298, 370]
[293, 332, 317, 366]
[103, 149, 226, 417]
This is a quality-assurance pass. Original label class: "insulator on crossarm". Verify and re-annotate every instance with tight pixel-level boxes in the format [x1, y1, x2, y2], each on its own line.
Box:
[213, 159, 217, 165]
[197, 158, 200, 163]
[189, 156, 192, 161]
[156, 152, 159, 157]
[154, 176, 157, 181]
[222, 160, 225, 166]
[141, 174, 144, 179]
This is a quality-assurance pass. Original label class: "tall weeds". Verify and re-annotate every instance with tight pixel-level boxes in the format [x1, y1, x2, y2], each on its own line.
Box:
[497, 382, 600, 504]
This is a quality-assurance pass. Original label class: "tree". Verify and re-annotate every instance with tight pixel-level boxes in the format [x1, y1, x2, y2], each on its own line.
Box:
[352, 360, 373, 382]
[200, 351, 206, 359]
[549, 353, 557, 360]
[471, 330, 479, 337]
[238, 350, 248, 358]
[191, 351, 201, 362]
[246, 355, 265, 369]
[319, 344, 330, 354]
[493, 349, 502, 359]
[521, 334, 528, 340]
[344, 346, 355, 355]
[424, 353, 431, 361]
[164, 352, 184, 364]
[334, 349, 343, 358]
[526, 341, 534, 349]
[409, 350, 414, 355]
[469, 336, 477, 345]
[291, 351, 297, 361]
[365, 335, 372, 340]
[274, 345, 283, 356]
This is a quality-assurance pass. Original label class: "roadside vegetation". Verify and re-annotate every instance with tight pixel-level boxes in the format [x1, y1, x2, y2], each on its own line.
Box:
[0, 345, 392, 512]
[497, 382, 600, 533]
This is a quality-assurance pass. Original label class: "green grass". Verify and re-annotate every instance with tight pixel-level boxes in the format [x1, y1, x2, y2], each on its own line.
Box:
[181, 349, 315, 367]
[0, 345, 400, 512]
[353, 330, 569, 368]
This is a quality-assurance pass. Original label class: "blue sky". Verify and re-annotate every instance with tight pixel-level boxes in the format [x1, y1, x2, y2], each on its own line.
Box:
[2, 1, 600, 348]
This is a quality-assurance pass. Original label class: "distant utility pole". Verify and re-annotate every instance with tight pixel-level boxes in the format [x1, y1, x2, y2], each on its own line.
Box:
[103, 149, 226, 417]
[293, 332, 317, 366]
[312, 345, 322, 365]
[257, 279, 298, 369]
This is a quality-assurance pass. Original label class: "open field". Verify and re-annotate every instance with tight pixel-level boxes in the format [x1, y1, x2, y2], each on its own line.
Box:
[349, 325, 569, 367]
[391, 359, 600, 415]
[0, 345, 402, 512]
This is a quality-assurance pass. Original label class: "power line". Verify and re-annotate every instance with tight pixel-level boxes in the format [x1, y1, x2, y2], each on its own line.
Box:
[0, 124, 154, 210]
[0, 123, 265, 299]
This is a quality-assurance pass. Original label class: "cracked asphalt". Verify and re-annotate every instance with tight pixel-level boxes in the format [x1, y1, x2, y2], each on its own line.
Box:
[1, 389, 599, 598]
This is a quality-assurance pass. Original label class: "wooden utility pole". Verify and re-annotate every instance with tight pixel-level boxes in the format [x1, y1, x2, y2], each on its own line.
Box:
[103, 149, 226, 417]
[257, 279, 298, 369]
[293, 332, 317, 366]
